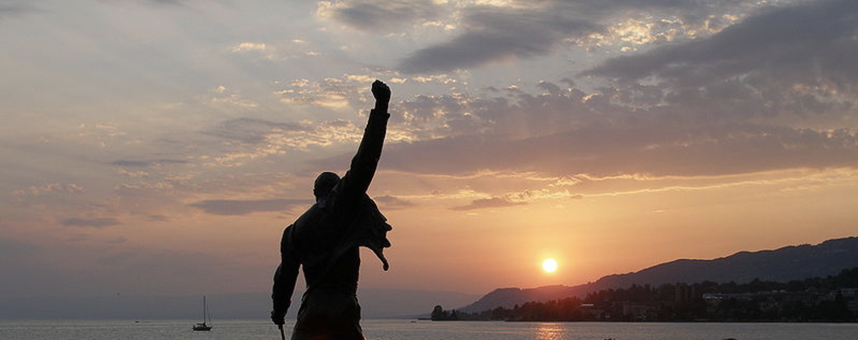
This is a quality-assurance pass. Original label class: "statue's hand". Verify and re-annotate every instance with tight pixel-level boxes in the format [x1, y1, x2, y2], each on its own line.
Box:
[271, 310, 285, 326]
[372, 80, 391, 105]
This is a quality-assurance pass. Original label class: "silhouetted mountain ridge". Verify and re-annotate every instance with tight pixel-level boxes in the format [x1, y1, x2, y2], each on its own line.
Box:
[459, 285, 587, 314]
[459, 236, 858, 313]
[597, 237, 858, 288]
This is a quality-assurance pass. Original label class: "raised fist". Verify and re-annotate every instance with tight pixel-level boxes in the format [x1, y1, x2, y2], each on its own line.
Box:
[372, 80, 391, 105]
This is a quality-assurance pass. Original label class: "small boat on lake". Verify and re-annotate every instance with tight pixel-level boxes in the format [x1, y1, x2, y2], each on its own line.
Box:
[192, 295, 213, 331]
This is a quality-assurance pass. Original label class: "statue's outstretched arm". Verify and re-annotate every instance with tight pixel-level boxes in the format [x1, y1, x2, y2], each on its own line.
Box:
[336, 80, 391, 203]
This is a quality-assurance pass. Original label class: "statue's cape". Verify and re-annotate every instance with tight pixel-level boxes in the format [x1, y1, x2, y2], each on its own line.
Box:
[327, 194, 393, 271]
[351, 195, 392, 270]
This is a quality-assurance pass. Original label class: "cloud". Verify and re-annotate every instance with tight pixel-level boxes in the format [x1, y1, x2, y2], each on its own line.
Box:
[231, 42, 267, 53]
[62, 218, 122, 228]
[584, 0, 858, 116]
[451, 197, 526, 211]
[209, 85, 260, 109]
[0, 2, 39, 20]
[202, 117, 367, 167]
[189, 199, 312, 216]
[147, 215, 169, 222]
[380, 123, 858, 178]
[111, 159, 188, 167]
[373, 195, 414, 209]
[204, 118, 309, 144]
[399, 6, 597, 73]
[274, 76, 373, 110]
[319, 0, 442, 32]
[374, 83, 858, 177]
[300, 76, 858, 179]
[448, 187, 578, 211]
[13, 183, 84, 196]
[395, 0, 753, 73]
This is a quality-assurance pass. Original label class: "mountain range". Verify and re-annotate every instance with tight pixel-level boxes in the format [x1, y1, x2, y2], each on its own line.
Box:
[459, 236, 858, 313]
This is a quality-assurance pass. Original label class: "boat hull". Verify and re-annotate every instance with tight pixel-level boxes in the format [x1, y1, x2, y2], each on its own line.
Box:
[193, 324, 212, 331]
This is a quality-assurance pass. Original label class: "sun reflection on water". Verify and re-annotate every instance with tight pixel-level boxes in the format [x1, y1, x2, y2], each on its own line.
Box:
[533, 323, 564, 340]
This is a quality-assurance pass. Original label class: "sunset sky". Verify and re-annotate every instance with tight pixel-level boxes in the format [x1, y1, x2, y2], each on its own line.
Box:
[1, 0, 857, 300]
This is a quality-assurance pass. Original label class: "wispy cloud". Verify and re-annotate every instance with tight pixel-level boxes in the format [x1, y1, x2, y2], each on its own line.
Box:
[111, 159, 188, 167]
[374, 195, 415, 209]
[209, 86, 260, 109]
[451, 197, 526, 211]
[189, 199, 311, 216]
[62, 218, 122, 228]
[204, 118, 309, 144]
[449, 187, 581, 211]
[13, 183, 84, 196]
[231, 42, 267, 53]
[380, 123, 858, 178]
[201, 117, 368, 167]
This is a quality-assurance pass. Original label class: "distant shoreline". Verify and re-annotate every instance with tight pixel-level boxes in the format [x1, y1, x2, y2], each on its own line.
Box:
[431, 268, 858, 323]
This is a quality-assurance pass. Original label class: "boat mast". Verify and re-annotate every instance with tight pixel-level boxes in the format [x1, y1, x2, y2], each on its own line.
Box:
[203, 295, 208, 324]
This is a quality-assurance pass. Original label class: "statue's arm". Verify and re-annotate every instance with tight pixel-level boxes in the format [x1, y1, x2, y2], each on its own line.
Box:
[337, 80, 391, 203]
[271, 226, 299, 324]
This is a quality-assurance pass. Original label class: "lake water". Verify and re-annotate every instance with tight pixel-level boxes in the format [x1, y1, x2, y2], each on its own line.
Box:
[1, 319, 856, 340]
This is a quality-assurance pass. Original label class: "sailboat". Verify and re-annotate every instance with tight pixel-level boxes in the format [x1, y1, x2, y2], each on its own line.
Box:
[192, 295, 213, 331]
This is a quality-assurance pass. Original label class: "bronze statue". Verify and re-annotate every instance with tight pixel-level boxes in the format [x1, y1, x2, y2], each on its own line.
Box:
[271, 80, 393, 340]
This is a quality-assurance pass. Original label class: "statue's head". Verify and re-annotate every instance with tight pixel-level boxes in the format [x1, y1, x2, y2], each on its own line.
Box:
[313, 172, 340, 200]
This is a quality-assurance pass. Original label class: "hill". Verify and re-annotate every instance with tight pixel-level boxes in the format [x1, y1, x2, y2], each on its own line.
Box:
[457, 285, 588, 314]
[459, 236, 858, 313]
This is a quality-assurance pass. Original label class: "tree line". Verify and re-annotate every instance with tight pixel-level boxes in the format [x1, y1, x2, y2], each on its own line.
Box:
[432, 267, 858, 322]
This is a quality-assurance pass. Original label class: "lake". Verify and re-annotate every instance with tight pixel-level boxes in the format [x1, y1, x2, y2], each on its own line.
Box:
[0, 319, 856, 340]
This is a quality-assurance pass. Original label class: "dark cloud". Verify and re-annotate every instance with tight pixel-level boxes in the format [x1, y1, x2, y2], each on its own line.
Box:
[0, 2, 38, 20]
[451, 197, 526, 211]
[147, 215, 169, 222]
[396, 0, 750, 73]
[584, 0, 858, 116]
[189, 199, 311, 216]
[326, 0, 441, 32]
[380, 123, 858, 178]
[548, 0, 751, 27]
[62, 218, 122, 228]
[111, 159, 188, 167]
[399, 6, 597, 73]
[537, 81, 564, 95]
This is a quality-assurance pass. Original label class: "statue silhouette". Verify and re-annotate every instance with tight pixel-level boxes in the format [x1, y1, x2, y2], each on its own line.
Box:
[271, 80, 393, 340]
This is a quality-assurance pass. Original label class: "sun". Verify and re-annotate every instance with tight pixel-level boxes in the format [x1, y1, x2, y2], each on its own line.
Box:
[542, 258, 558, 273]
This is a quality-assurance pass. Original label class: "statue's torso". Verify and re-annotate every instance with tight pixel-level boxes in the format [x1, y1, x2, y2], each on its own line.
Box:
[291, 202, 360, 293]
